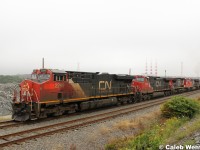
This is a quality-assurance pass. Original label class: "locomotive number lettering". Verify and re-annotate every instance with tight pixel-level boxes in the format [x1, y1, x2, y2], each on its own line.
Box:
[22, 82, 29, 92]
[55, 83, 64, 88]
[99, 81, 112, 90]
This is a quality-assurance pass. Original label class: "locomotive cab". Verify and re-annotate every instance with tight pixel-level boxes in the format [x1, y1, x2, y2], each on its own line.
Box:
[31, 69, 51, 83]
[12, 69, 71, 121]
[131, 76, 153, 94]
[20, 69, 52, 102]
[183, 78, 193, 90]
[12, 69, 52, 121]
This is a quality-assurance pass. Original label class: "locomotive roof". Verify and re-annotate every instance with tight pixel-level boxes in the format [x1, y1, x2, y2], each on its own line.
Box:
[147, 76, 177, 81]
[67, 71, 99, 74]
[114, 74, 135, 80]
[50, 69, 99, 75]
[50, 69, 66, 74]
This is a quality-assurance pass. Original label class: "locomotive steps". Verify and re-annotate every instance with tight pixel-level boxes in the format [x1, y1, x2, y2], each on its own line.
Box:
[0, 90, 199, 148]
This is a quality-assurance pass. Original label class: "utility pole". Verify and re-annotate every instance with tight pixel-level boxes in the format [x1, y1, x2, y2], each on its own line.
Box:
[165, 70, 166, 78]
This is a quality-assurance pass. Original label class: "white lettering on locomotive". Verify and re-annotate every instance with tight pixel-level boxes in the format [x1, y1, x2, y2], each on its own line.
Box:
[22, 82, 29, 92]
[99, 81, 112, 90]
[156, 81, 161, 87]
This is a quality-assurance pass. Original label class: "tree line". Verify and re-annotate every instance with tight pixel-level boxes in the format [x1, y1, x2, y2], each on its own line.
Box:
[0, 75, 23, 84]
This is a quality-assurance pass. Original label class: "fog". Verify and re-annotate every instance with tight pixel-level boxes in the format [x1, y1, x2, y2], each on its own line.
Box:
[0, 0, 200, 77]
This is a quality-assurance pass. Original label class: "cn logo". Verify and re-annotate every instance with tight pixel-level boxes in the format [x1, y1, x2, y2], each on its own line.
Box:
[99, 81, 112, 90]
[156, 81, 161, 87]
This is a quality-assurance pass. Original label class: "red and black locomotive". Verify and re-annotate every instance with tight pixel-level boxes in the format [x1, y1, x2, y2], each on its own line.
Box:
[13, 69, 135, 121]
[12, 68, 200, 121]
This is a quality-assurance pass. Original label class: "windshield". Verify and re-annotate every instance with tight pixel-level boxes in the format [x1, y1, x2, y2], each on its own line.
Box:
[136, 78, 144, 82]
[31, 74, 37, 80]
[38, 74, 50, 81]
[31, 73, 50, 82]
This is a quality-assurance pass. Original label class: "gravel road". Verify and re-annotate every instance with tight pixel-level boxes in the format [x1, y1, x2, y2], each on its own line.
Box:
[1, 91, 200, 150]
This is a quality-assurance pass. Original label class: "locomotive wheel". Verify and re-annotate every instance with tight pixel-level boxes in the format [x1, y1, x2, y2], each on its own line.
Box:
[147, 95, 151, 100]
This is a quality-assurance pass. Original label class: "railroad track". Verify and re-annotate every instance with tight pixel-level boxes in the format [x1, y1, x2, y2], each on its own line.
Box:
[0, 121, 12, 126]
[0, 90, 199, 148]
[0, 114, 77, 130]
[0, 120, 16, 128]
[0, 121, 22, 129]
[0, 89, 199, 130]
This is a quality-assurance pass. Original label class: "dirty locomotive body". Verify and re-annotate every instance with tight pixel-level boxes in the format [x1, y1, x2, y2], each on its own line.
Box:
[12, 69, 200, 121]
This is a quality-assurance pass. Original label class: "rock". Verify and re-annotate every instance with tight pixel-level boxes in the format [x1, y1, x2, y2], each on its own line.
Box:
[0, 83, 18, 116]
[194, 133, 200, 137]
[196, 140, 200, 144]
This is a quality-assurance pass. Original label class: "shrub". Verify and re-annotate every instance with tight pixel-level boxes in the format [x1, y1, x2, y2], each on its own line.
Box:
[161, 96, 200, 119]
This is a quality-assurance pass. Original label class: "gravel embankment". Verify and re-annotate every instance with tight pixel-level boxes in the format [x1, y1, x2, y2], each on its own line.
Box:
[1, 91, 200, 150]
[0, 100, 158, 136]
[194, 132, 200, 146]
[2, 105, 161, 150]
[0, 83, 19, 116]
[178, 129, 200, 147]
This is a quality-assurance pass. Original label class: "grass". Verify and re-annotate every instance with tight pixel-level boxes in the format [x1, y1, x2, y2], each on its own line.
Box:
[105, 110, 163, 150]
[106, 117, 187, 150]
[113, 110, 161, 132]
[183, 139, 195, 146]
[165, 113, 200, 144]
[113, 120, 134, 131]
[165, 97, 200, 145]
[105, 96, 200, 150]
[100, 125, 112, 135]
[98, 110, 161, 138]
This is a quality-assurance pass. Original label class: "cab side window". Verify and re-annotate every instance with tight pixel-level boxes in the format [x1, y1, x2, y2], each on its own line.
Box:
[54, 74, 66, 81]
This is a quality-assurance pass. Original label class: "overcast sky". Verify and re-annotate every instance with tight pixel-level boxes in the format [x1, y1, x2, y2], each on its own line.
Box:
[0, 0, 200, 77]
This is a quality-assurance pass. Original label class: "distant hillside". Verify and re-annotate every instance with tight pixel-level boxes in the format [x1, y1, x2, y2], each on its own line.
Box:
[0, 74, 31, 84]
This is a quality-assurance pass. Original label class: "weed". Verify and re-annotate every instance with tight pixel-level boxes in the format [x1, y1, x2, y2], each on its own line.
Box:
[70, 144, 76, 150]
[166, 114, 200, 144]
[183, 139, 195, 146]
[125, 117, 186, 150]
[52, 143, 65, 150]
[100, 125, 111, 135]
